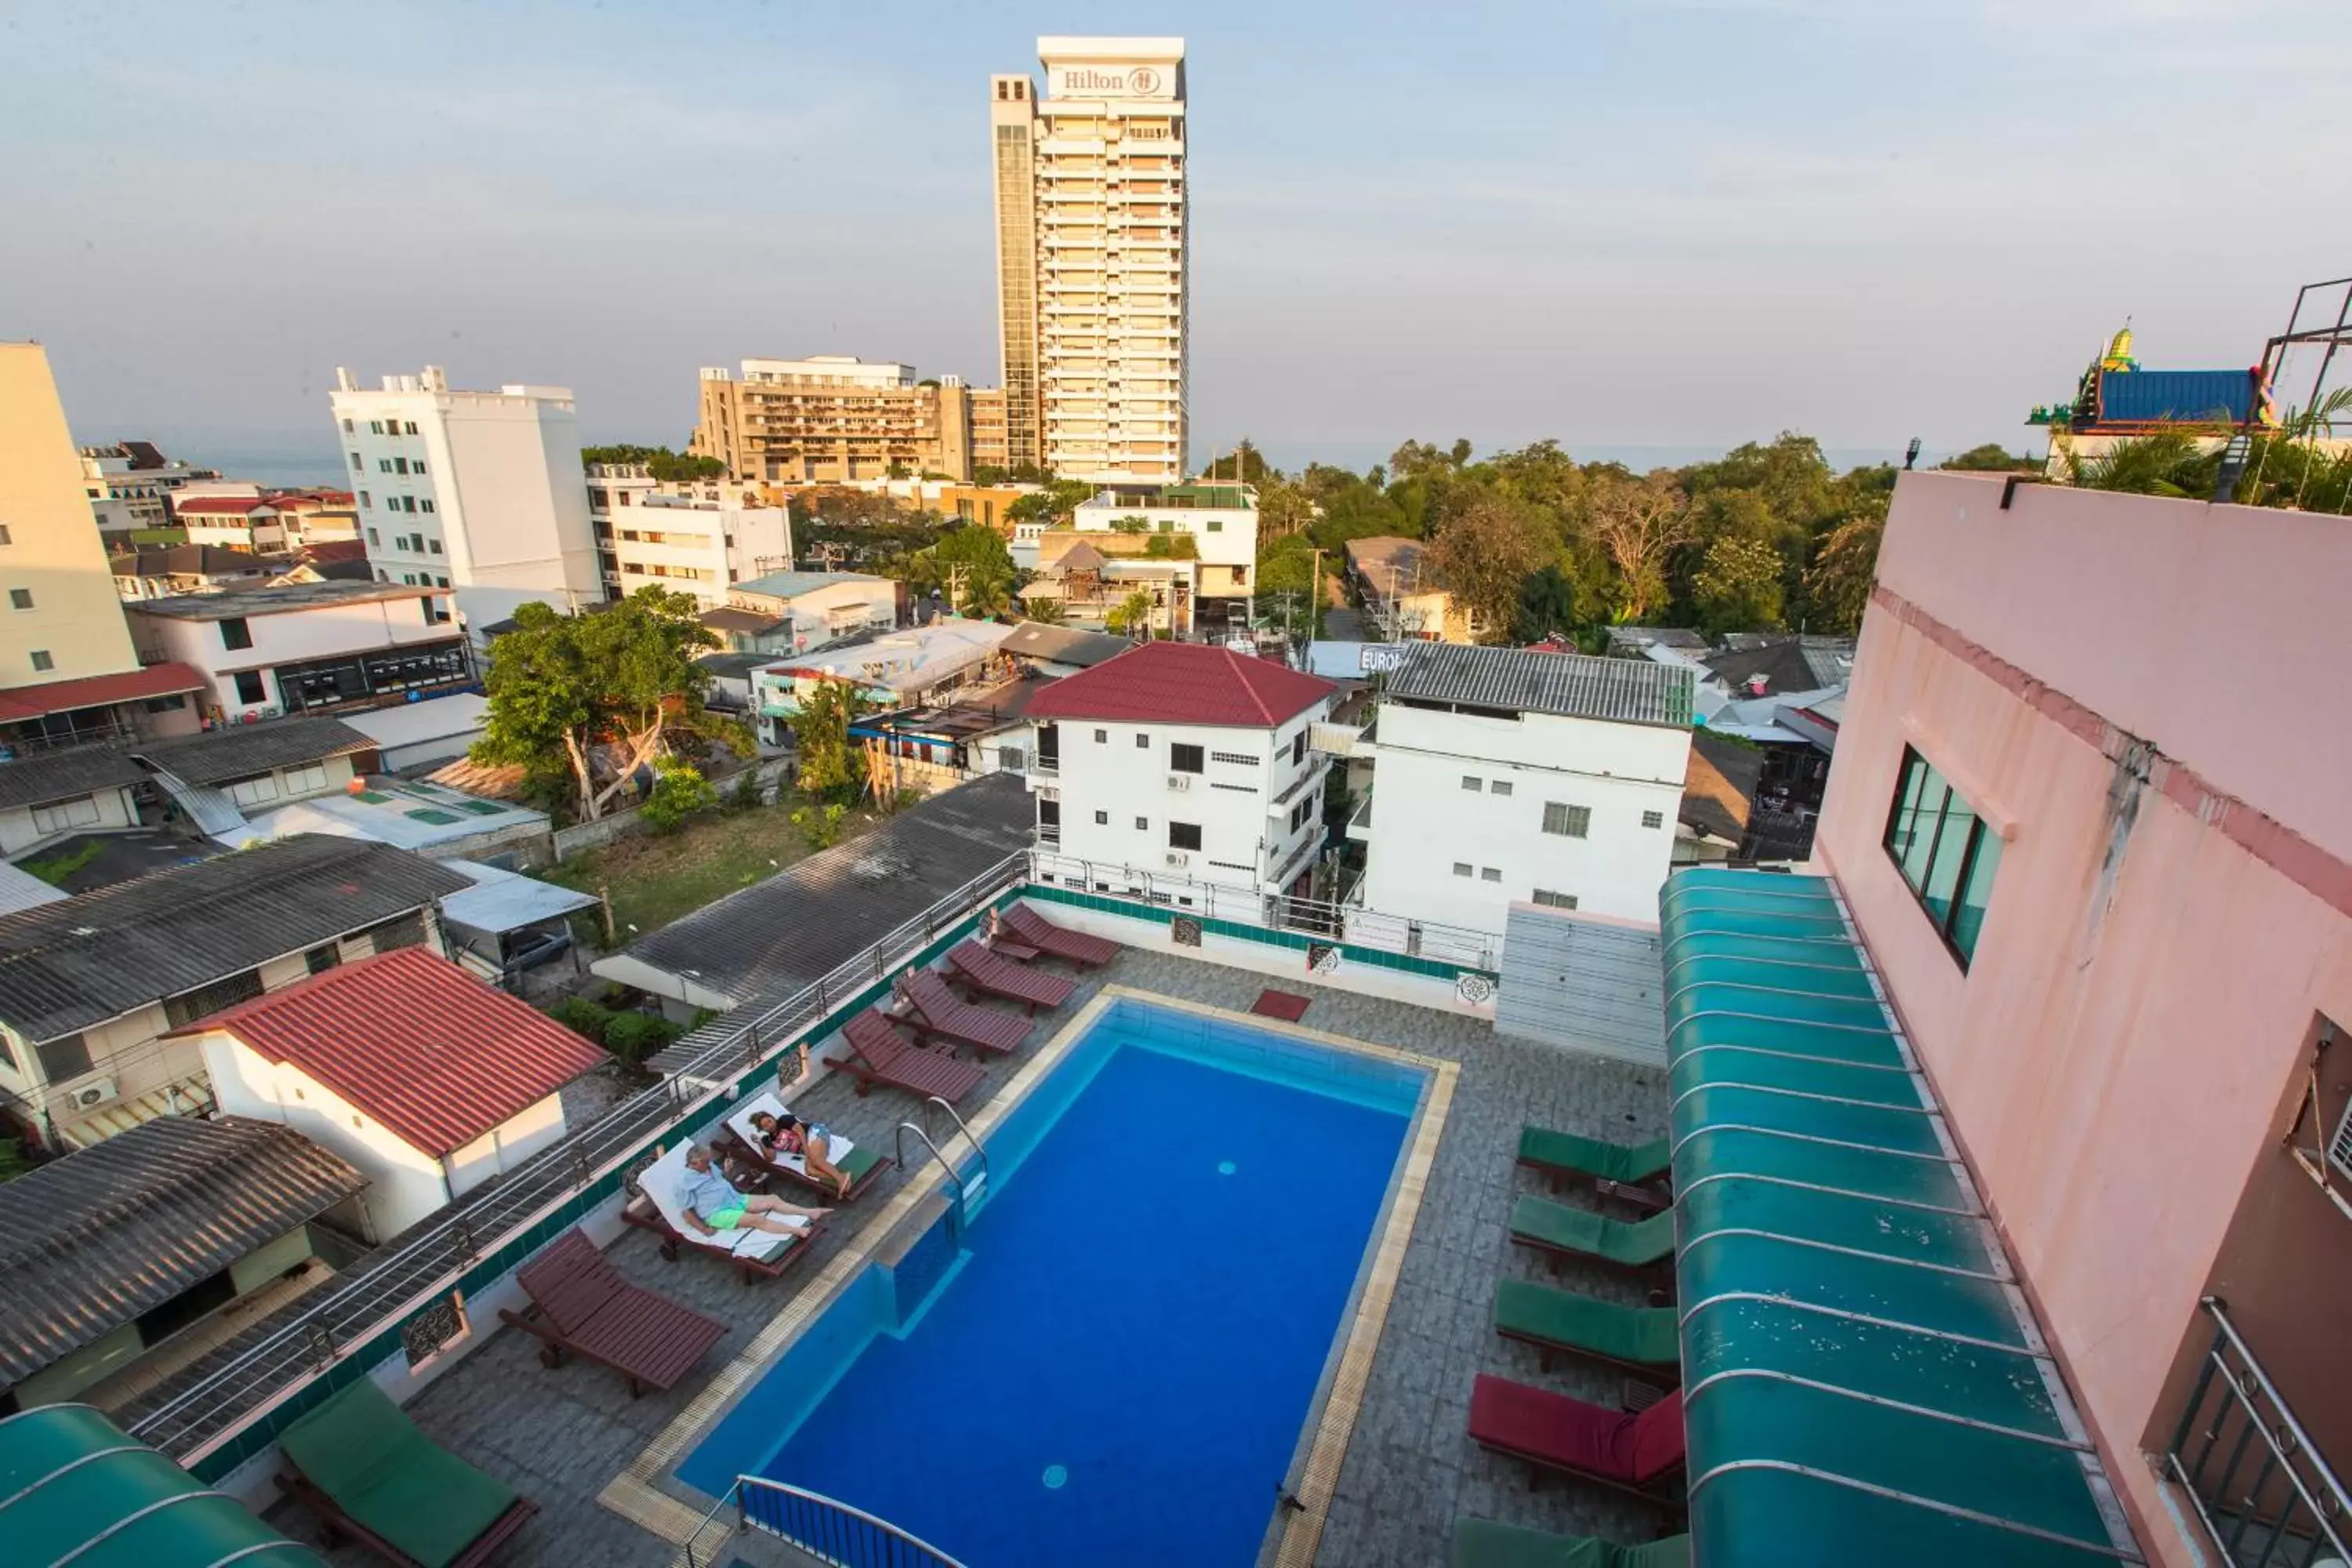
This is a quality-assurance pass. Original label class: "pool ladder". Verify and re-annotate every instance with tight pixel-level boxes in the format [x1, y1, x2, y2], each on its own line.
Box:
[895, 1094, 991, 1210]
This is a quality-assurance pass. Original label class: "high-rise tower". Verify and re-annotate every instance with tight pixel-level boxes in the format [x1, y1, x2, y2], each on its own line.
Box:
[991, 38, 1187, 485]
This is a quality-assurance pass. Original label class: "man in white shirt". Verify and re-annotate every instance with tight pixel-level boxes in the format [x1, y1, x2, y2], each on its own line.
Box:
[677, 1145, 829, 1236]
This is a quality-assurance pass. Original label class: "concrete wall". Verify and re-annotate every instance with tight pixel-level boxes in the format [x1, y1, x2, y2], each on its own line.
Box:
[0, 782, 139, 855]
[1814, 470, 2352, 1566]
[444, 1092, 568, 1199]
[0, 345, 143, 684]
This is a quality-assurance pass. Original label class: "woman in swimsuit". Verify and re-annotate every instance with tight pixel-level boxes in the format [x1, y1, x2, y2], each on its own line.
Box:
[751, 1110, 852, 1199]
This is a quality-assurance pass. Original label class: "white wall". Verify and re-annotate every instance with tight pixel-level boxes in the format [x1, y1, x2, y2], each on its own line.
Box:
[1359, 701, 1689, 932]
[442, 1092, 567, 1198]
[132, 594, 458, 720]
[1069, 496, 1257, 596]
[0, 782, 137, 854]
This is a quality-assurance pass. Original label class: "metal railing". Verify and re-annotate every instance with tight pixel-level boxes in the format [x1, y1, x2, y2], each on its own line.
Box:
[128, 851, 1030, 1461]
[2164, 1296, 2350, 1568]
[687, 1475, 967, 1568]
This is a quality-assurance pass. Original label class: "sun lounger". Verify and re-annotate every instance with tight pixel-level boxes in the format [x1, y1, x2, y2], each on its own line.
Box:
[898, 969, 1032, 1056]
[276, 1377, 538, 1568]
[1518, 1123, 1672, 1209]
[1509, 1195, 1675, 1276]
[946, 938, 1076, 1014]
[1468, 1374, 1686, 1501]
[1493, 1279, 1680, 1377]
[833, 1007, 986, 1101]
[720, 1088, 891, 1200]
[1000, 901, 1119, 967]
[496, 1229, 725, 1396]
[1454, 1518, 1691, 1568]
[619, 1142, 821, 1283]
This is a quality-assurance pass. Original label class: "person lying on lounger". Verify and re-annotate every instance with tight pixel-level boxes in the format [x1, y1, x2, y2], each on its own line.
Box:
[678, 1145, 829, 1237]
[750, 1111, 852, 1198]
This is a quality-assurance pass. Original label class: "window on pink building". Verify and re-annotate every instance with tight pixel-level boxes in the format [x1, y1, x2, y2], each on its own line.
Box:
[1882, 746, 2005, 967]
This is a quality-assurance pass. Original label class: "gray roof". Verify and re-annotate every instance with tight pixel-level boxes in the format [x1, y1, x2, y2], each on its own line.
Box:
[0, 1115, 367, 1385]
[136, 717, 376, 786]
[122, 579, 441, 622]
[0, 833, 470, 1041]
[731, 570, 887, 601]
[1386, 643, 1695, 728]
[1605, 626, 1709, 654]
[630, 773, 1033, 1047]
[999, 622, 1133, 669]
[1703, 635, 1856, 697]
[0, 746, 146, 811]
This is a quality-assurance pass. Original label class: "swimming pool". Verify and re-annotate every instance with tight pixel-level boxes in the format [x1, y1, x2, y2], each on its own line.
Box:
[677, 993, 1431, 1566]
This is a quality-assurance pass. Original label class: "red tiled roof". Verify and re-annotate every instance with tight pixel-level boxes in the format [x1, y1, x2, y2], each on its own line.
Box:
[1024, 640, 1338, 728]
[0, 662, 206, 723]
[299, 539, 369, 563]
[165, 948, 606, 1156]
[172, 497, 274, 516]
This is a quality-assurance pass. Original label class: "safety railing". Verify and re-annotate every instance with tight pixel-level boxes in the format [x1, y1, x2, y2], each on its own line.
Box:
[2163, 1296, 2350, 1568]
[128, 851, 1030, 1461]
[686, 1475, 967, 1568]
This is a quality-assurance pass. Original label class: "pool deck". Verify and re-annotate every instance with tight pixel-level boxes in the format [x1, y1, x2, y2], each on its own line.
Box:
[268, 945, 1677, 1568]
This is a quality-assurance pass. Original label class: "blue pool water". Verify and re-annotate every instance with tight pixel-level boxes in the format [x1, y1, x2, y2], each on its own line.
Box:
[680, 1000, 1424, 1566]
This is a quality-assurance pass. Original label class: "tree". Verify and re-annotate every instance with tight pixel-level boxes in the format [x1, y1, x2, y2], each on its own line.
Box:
[1107, 590, 1156, 636]
[2060, 430, 2215, 497]
[1581, 472, 1691, 621]
[1201, 438, 1271, 482]
[907, 524, 1018, 615]
[1022, 598, 1068, 626]
[1690, 534, 1787, 634]
[1804, 503, 1886, 636]
[579, 445, 725, 482]
[473, 588, 725, 822]
[972, 464, 1011, 485]
[640, 758, 718, 833]
[789, 679, 870, 800]
[1940, 444, 2042, 472]
[1425, 495, 1552, 643]
[1512, 565, 1579, 643]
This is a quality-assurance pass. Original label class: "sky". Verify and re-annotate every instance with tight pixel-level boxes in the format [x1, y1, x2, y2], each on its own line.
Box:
[3, 1, 2347, 481]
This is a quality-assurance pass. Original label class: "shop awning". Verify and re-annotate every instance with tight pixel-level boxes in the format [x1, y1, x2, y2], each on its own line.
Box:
[1659, 868, 2144, 1567]
[0, 1403, 321, 1567]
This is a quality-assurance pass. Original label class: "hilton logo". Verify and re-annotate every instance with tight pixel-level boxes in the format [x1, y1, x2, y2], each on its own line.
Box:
[1062, 64, 1167, 96]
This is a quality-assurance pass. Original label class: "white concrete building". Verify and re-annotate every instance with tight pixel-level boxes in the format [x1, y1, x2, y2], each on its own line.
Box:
[1349, 643, 1696, 934]
[1068, 481, 1256, 633]
[125, 579, 471, 723]
[79, 444, 222, 533]
[180, 946, 604, 1241]
[584, 463, 793, 606]
[328, 365, 601, 637]
[1022, 641, 1338, 898]
[171, 496, 286, 553]
[751, 618, 1016, 746]
[713, 570, 899, 655]
[991, 38, 1189, 484]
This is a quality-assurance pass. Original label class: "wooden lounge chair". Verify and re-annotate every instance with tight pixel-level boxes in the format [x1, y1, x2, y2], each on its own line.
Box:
[1453, 1517, 1690, 1567]
[897, 970, 1031, 1057]
[946, 938, 1076, 1014]
[497, 1229, 725, 1396]
[1493, 1279, 1680, 1378]
[276, 1378, 538, 1568]
[1468, 1374, 1687, 1503]
[720, 1088, 892, 1200]
[620, 1142, 823, 1283]
[832, 1007, 986, 1102]
[1518, 1123, 1672, 1210]
[1000, 902, 1119, 967]
[1509, 1195, 1675, 1278]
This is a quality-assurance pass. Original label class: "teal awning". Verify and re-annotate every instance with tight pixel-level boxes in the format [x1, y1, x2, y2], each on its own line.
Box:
[0, 1403, 321, 1568]
[1660, 869, 2144, 1567]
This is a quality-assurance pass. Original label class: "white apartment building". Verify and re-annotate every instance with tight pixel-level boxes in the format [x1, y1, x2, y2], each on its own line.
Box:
[1352, 643, 1696, 934]
[171, 496, 286, 554]
[327, 366, 601, 636]
[1022, 641, 1338, 898]
[79, 444, 221, 533]
[1069, 481, 1257, 633]
[584, 464, 793, 607]
[991, 37, 1188, 485]
[125, 580, 471, 723]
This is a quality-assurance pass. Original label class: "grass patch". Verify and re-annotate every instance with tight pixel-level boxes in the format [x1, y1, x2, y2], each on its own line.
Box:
[547, 791, 883, 940]
[23, 840, 104, 887]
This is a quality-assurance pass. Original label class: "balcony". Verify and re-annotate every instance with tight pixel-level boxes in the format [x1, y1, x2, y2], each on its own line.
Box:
[2163, 1296, 2349, 1566]
[1309, 720, 1372, 759]
[1345, 786, 1374, 842]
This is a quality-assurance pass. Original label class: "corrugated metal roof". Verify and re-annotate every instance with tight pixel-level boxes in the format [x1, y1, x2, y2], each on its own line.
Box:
[135, 717, 376, 786]
[0, 833, 470, 1042]
[998, 622, 1133, 668]
[0, 861, 68, 916]
[0, 746, 146, 811]
[437, 859, 600, 935]
[731, 569, 887, 600]
[1387, 642, 1694, 728]
[0, 1116, 366, 1384]
[166, 948, 605, 1156]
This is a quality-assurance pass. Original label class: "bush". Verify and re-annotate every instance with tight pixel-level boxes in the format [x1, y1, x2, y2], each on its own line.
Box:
[792, 802, 848, 850]
[603, 1011, 684, 1065]
[641, 759, 719, 834]
[550, 996, 613, 1044]
[730, 768, 765, 811]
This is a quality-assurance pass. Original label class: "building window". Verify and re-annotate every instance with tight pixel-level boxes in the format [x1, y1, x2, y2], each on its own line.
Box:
[412, 459, 427, 474]
[420, 499, 435, 513]
[1452, 862, 1472, 877]
[1533, 889, 1579, 910]
[1542, 802, 1592, 839]
[220, 617, 252, 651]
[282, 762, 328, 795]
[1169, 821, 1202, 850]
[1882, 746, 2005, 967]
[1290, 732, 1306, 764]
[305, 943, 342, 975]
[223, 769, 278, 806]
[1206, 519, 1222, 532]
[1135, 733, 1149, 749]
[35, 1032, 93, 1083]
[1170, 742, 1203, 773]
[427, 538, 441, 554]
[350, 452, 363, 471]
[368, 420, 383, 434]
[0, 525, 11, 545]
[404, 420, 419, 434]
[1094, 728, 1108, 743]
[368, 528, 379, 546]
[1481, 866, 1502, 882]
[5, 590, 27, 612]
[162, 968, 263, 1028]
[29, 650, 52, 673]
[1211, 750, 1254, 766]
[1094, 810, 1109, 825]
[403, 497, 418, 514]
[232, 670, 267, 706]
[1461, 775, 1481, 792]
[342, 418, 354, 433]
[1134, 815, 1148, 830]
[31, 793, 102, 835]
[360, 909, 427, 952]
[379, 459, 392, 472]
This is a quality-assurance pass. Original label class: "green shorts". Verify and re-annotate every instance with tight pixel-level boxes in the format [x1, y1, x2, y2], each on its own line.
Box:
[706, 1203, 748, 1230]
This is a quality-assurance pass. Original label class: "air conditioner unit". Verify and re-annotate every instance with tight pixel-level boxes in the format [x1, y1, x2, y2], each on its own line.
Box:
[68, 1077, 119, 1112]
[1163, 851, 1189, 869]
[1167, 773, 1191, 790]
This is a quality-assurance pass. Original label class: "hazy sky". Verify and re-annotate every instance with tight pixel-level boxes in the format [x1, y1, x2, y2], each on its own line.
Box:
[4, 1, 2346, 475]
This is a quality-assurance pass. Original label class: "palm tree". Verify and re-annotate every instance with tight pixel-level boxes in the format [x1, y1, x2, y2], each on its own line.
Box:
[1107, 590, 1156, 638]
[1023, 597, 1068, 627]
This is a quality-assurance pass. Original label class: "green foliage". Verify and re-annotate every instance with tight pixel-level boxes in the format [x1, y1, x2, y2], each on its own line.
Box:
[602, 1011, 684, 1065]
[1804, 503, 1886, 636]
[641, 759, 718, 834]
[972, 464, 1011, 486]
[1140, 533, 1196, 559]
[1022, 597, 1068, 626]
[549, 996, 614, 1044]
[1108, 514, 1152, 534]
[580, 445, 727, 482]
[22, 840, 104, 887]
[2060, 430, 2212, 497]
[1512, 565, 1580, 643]
[792, 800, 849, 849]
[1426, 495, 1554, 641]
[1691, 533, 1788, 634]
[1940, 444, 2042, 472]
[1200, 438, 1271, 482]
[1106, 590, 1156, 636]
[789, 680, 870, 800]
[729, 768, 765, 811]
[906, 523, 1018, 615]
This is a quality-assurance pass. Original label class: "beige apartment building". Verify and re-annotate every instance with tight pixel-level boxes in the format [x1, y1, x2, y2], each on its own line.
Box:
[990, 37, 1189, 485]
[690, 357, 993, 484]
[584, 464, 794, 608]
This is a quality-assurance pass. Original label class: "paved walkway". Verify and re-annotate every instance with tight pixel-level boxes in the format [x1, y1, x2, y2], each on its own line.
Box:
[271, 945, 1676, 1567]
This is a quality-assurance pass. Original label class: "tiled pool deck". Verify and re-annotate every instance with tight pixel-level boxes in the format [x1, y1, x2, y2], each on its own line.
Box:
[270, 946, 1678, 1568]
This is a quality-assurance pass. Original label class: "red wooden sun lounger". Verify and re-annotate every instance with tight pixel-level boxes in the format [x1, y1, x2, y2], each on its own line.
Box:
[898, 970, 1032, 1056]
[497, 1229, 726, 1396]
[946, 939, 1076, 1014]
[1468, 1374, 1686, 1503]
[833, 1007, 986, 1101]
[1000, 902, 1119, 967]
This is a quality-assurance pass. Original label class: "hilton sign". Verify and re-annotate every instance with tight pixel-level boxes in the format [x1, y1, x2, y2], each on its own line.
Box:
[1050, 62, 1175, 100]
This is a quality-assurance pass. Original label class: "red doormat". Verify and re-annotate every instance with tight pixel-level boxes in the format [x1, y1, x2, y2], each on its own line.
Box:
[1250, 988, 1311, 1023]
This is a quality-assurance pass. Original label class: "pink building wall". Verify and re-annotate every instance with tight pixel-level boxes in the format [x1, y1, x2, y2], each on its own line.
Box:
[1815, 471, 2352, 1566]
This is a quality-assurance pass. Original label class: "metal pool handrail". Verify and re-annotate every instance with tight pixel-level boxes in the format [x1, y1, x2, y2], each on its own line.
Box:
[924, 1094, 990, 1203]
[687, 1475, 970, 1568]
